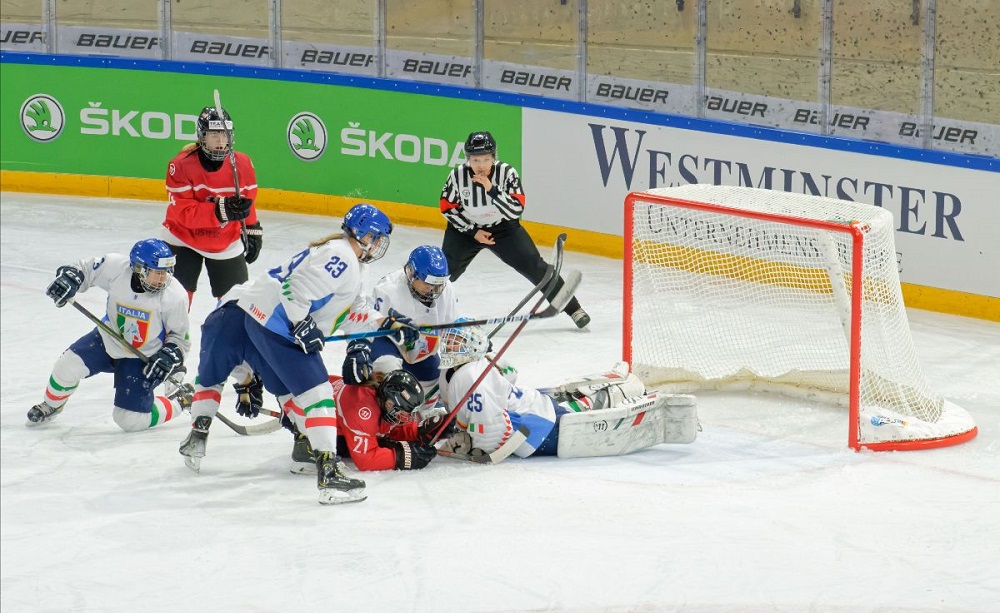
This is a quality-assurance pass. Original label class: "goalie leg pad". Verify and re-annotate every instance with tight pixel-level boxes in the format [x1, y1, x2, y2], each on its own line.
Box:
[556, 392, 698, 459]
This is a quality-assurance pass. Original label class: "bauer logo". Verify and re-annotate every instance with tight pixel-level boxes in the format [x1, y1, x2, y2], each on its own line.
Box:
[287, 112, 327, 161]
[20, 94, 65, 142]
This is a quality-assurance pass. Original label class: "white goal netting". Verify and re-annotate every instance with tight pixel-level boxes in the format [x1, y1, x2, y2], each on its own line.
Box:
[625, 185, 976, 450]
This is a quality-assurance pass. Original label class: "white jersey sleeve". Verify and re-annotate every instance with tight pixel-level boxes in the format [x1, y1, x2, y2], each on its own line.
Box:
[440, 358, 556, 457]
[229, 237, 380, 342]
[75, 253, 191, 360]
[372, 269, 458, 363]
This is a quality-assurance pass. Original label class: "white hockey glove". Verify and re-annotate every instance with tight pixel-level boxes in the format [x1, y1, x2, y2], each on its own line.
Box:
[440, 430, 473, 454]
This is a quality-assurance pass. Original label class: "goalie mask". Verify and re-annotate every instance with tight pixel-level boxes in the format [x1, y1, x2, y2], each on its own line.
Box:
[342, 203, 392, 263]
[376, 369, 423, 425]
[438, 320, 490, 369]
[405, 245, 449, 306]
[129, 239, 176, 292]
[197, 106, 233, 162]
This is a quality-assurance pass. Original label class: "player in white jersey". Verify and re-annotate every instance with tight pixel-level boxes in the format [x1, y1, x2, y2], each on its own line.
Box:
[26, 239, 192, 432]
[349, 245, 457, 413]
[436, 323, 697, 459]
[178, 203, 419, 505]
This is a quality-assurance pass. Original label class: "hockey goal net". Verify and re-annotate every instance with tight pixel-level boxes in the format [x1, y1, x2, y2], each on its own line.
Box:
[623, 185, 977, 451]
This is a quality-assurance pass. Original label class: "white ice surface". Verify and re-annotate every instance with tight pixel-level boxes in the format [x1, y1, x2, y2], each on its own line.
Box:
[1, 193, 998, 613]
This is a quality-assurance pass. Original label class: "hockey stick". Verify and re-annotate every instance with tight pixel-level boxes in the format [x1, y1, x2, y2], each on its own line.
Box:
[68, 299, 193, 401]
[322, 269, 582, 344]
[487, 233, 566, 339]
[69, 299, 279, 436]
[213, 89, 249, 253]
[427, 244, 574, 451]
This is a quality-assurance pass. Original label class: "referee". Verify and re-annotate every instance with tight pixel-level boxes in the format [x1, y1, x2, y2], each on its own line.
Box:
[438, 131, 590, 329]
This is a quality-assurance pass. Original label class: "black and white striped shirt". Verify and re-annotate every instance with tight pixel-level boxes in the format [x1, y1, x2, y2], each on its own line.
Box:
[439, 160, 525, 234]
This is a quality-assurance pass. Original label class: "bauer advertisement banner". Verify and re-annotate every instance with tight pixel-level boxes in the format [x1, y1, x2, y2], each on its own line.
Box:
[520, 109, 1000, 299]
[1, 62, 521, 207]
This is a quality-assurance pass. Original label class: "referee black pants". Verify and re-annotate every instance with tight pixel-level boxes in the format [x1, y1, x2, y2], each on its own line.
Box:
[441, 221, 581, 314]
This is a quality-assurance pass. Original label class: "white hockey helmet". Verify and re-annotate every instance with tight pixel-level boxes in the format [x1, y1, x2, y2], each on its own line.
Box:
[438, 319, 490, 369]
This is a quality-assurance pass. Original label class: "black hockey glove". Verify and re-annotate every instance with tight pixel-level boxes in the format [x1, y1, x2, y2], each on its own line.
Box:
[416, 414, 452, 446]
[233, 373, 264, 418]
[341, 339, 373, 385]
[379, 308, 419, 347]
[245, 222, 263, 264]
[144, 343, 184, 385]
[384, 439, 437, 470]
[211, 195, 252, 223]
[292, 315, 325, 354]
[46, 265, 84, 307]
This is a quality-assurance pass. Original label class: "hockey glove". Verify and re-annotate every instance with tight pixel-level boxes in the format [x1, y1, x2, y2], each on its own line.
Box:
[341, 339, 373, 385]
[385, 440, 437, 470]
[245, 222, 263, 264]
[379, 308, 419, 347]
[46, 266, 85, 307]
[233, 373, 264, 418]
[416, 414, 453, 446]
[211, 195, 252, 223]
[292, 316, 325, 354]
[144, 343, 184, 385]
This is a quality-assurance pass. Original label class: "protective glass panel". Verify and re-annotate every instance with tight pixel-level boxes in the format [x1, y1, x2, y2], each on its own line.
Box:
[171, 0, 271, 65]
[53, 0, 161, 57]
[483, 0, 580, 100]
[831, 0, 920, 141]
[385, 0, 476, 86]
[705, 0, 822, 130]
[933, 0, 1000, 155]
[586, 3, 696, 115]
[1, 0, 46, 52]
[281, 0, 377, 74]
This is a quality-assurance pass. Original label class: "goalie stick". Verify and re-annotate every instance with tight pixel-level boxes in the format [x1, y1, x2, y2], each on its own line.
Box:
[70, 299, 279, 436]
[487, 233, 566, 339]
[213, 89, 248, 253]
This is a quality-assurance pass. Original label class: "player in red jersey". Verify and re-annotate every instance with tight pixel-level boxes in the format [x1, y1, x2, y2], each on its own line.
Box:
[162, 105, 262, 306]
[287, 361, 439, 472]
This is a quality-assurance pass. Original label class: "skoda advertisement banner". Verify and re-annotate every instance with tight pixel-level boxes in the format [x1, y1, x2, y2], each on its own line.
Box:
[1, 62, 521, 207]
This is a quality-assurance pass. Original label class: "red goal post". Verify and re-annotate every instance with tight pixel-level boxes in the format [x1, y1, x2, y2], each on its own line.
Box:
[623, 185, 977, 451]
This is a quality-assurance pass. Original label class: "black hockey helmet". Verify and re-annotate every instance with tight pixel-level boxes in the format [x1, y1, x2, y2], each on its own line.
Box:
[376, 370, 423, 425]
[464, 131, 497, 157]
[197, 106, 233, 162]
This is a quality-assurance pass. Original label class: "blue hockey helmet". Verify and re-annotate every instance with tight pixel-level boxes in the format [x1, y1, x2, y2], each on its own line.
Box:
[342, 203, 392, 263]
[438, 318, 490, 369]
[129, 239, 176, 292]
[404, 245, 449, 306]
[196, 106, 233, 162]
[376, 369, 423, 425]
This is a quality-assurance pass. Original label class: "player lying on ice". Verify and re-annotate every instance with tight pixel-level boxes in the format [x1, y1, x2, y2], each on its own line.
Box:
[285, 355, 444, 473]
[435, 323, 700, 460]
[27, 239, 192, 432]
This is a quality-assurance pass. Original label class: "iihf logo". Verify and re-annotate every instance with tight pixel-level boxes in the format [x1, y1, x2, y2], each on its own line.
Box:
[20, 94, 65, 142]
[287, 111, 327, 161]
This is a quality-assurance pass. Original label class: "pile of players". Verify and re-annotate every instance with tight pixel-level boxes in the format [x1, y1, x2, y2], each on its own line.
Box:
[26, 106, 690, 506]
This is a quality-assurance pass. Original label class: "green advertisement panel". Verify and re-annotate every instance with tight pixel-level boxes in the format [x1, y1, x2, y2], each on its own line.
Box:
[1, 63, 522, 206]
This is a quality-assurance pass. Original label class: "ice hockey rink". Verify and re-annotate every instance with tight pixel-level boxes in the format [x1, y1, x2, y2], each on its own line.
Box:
[1, 192, 998, 613]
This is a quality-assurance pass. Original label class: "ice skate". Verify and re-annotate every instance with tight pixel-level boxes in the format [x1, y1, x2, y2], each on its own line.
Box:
[289, 431, 316, 475]
[179, 415, 212, 472]
[570, 307, 591, 329]
[315, 452, 366, 505]
[25, 402, 63, 427]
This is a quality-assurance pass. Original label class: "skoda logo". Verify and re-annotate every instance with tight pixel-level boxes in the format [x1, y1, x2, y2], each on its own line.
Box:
[20, 94, 65, 142]
[287, 111, 327, 161]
